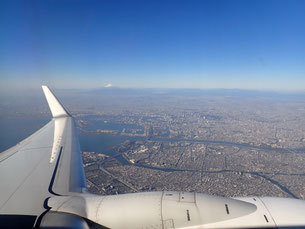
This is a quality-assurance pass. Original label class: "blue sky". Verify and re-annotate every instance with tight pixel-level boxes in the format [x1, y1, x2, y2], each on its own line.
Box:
[0, 0, 305, 91]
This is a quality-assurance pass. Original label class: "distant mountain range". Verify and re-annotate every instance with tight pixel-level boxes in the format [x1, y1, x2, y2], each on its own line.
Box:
[87, 87, 305, 99]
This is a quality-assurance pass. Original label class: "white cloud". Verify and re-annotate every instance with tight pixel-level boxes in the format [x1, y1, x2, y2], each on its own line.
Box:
[104, 84, 113, 88]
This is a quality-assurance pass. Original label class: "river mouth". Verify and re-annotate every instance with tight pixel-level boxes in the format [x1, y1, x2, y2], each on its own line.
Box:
[0, 116, 302, 199]
[78, 116, 305, 156]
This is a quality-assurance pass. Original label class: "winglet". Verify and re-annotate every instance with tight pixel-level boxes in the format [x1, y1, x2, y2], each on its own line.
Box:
[42, 85, 70, 118]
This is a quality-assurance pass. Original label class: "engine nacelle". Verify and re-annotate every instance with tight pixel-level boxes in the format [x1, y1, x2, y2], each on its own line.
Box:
[39, 211, 89, 229]
[47, 192, 305, 229]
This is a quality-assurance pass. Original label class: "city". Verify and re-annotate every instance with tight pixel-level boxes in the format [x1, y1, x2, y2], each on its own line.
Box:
[74, 90, 305, 199]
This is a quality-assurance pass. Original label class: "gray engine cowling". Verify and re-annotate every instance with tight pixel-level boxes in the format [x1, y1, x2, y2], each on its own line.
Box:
[39, 211, 89, 229]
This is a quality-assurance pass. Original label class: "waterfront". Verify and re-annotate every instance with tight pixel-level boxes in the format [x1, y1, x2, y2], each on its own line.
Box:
[2, 116, 304, 158]
[0, 116, 145, 155]
[2, 92, 305, 199]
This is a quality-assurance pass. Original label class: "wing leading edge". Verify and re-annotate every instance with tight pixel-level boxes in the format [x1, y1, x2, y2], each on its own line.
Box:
[0, 86, 86, 223]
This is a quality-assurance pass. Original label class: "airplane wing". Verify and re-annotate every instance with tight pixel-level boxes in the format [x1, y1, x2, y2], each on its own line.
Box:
[0, 86, 86, 227]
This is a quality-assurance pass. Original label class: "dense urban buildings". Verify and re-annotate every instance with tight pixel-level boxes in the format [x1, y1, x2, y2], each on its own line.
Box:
[74, 90, 305, 199]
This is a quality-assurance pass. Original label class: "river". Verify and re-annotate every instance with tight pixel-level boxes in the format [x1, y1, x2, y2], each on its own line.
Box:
[0, 116, 303, 198]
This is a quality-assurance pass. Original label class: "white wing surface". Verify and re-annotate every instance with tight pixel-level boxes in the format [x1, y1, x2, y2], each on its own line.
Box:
[0, 86, 86, 227]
